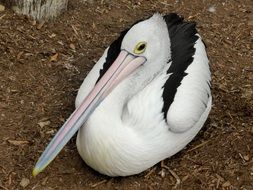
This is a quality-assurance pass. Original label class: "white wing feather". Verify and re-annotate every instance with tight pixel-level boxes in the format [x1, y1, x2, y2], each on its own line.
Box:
[166, 36, 211, 133]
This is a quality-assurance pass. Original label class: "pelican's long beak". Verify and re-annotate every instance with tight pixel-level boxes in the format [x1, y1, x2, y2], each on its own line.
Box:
[33, 50, 146, 176]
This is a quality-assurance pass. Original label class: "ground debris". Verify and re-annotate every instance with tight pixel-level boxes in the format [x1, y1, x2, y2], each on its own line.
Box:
[41, 176, 49, 186]
[90, 179, 107, 188]
[37, 20, 45, 30]
[161, 162, 181, 187]
[70, 43, 76, 50]
[8, 140, 29, 146]
[20, 178, 30, 188]
[208, 5, 216, 13]
[0, 4, 5, 12]
[50, 53, 59, 62]
[222, 181, 231, 187]
[38, 120, 51, 127]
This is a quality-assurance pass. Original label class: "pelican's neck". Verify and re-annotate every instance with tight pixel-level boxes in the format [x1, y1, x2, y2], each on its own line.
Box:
[78, 47, 171, 176]
[94, 75, 135, 120]
[77, 66, 170, 176]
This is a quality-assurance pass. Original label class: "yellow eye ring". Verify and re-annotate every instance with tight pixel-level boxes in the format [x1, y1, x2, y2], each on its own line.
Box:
[134, 41, 147, 54]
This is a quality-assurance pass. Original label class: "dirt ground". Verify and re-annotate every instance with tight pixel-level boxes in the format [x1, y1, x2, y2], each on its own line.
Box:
[0, 0, 252, 189]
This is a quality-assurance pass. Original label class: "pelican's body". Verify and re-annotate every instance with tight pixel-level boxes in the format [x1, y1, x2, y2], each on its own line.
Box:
[75, 14, 211, 176]
[33, 13, 211, 177]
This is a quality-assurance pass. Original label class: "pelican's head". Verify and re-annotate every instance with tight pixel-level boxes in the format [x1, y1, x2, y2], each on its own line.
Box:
[122, 13, 170, 67]
[33, 13, 171, 176]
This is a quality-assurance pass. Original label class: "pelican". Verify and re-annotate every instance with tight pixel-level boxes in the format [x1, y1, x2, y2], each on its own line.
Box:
[33, 13, 211, 177]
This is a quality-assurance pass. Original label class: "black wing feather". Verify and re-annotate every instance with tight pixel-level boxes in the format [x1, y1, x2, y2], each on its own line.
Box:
[162, 13, 199, 119]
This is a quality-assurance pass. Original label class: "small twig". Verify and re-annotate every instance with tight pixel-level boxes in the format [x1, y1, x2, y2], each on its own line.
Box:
[186, 157, 202, 165]
[37, 20, 45, 30]
[181, 175, 189, 183]
[0, 165, 7, 174]
[90, 179, 107, 188]
[0, 184, 9, 190]
[216, 176, 221, 189]
[144, 167, 156, 178]
[161, 164, 181, 186]
[244, 67, 253, 72]
[188, 140, 210, 152]
[160, 2, 171, 6]
[0, 14, 6, 20]
[71, 25, 79, 37]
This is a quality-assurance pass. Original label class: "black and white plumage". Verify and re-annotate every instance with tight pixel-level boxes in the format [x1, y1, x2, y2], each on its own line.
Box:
[33, 13, 212, 177]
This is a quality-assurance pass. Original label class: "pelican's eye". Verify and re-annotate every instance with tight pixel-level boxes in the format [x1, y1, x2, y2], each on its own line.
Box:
[134, 42, 147, 54]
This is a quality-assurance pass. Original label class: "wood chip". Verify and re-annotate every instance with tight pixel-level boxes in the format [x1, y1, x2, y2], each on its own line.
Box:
[92, 22, 96, 29]
[38, 120, 51, 127]
[159, 169, 166, 178]
[41, 177, 48, 186]
[168, 169, 181, 186]
[148, 185, 155, 190]
[243, 155, 250, 161]
[49, 53, 59, 62]
[8, 140, 29, 146]
[222, 181, 231, 187]
[49, 33, 56, 38]
[17, 51, 24, 60]
[31, 20, 36, 26]
[0, 184, 8, 190]
[0, 13, 6, 19]
[90, 179, 107, 188]
[0, 4, 5, 12]
[208, 6, 216, 13]
[162, 165, 181, 186]
[188, 140, 210, 152]
[144, 167, 156, 178]
[37, 21, 45, 30]
[71, 25, 79, 36]
[248, 20, 253, 26]
[181, 175, 189, 182]
[70, 43, 75, 50]
[244, 67, 253, 72]
[46, 129, 55, 134]
[20, 178, 30, 188]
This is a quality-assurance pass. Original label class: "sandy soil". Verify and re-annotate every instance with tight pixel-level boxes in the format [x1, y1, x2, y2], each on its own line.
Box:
[0, 0, 252, 189]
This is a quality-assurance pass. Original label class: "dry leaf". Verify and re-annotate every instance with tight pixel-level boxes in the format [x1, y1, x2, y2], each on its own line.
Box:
[8, 140, 29, 146]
